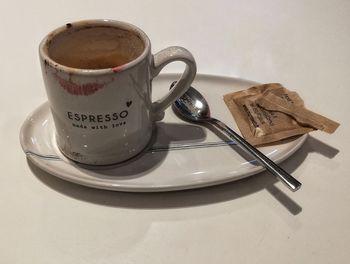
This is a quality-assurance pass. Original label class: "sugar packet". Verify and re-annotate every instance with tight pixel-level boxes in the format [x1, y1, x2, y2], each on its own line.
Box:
[223, 83, 339, 146]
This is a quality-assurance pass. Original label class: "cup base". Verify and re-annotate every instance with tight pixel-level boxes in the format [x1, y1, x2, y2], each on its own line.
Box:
[56, 126, 157, 168]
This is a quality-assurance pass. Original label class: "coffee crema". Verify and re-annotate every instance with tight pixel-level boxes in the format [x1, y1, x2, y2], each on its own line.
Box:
[47, 26, 145, 69]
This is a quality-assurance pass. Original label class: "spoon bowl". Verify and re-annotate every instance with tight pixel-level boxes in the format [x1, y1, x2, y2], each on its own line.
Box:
[172, 84, 211, 121]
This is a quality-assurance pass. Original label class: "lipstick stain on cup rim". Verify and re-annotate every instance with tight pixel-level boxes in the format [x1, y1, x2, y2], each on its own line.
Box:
[54, 73, 112, 96]
[112, 65, 123, 73]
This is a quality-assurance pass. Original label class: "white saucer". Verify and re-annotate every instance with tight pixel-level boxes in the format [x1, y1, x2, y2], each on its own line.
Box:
[20, 73, 307, 192]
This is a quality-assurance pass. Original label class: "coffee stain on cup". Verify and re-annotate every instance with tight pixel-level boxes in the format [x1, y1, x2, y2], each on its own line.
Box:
[54, 73, 112, 96]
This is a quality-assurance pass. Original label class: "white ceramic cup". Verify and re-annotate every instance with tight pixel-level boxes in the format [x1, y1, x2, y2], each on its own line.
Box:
[39, 19, 196, 165]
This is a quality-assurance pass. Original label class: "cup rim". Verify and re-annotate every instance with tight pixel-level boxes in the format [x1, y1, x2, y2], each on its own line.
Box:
[39, 19, 151, 75]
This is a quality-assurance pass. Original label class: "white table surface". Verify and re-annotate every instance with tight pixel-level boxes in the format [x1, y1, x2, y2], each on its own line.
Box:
[1, 0, 349, 263]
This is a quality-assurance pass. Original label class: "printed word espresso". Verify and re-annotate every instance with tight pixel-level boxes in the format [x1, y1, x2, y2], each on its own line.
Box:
[67, 111, 128, 123]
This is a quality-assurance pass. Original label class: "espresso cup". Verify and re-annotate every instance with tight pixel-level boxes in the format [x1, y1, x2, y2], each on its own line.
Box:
[39, 19, 196, 165]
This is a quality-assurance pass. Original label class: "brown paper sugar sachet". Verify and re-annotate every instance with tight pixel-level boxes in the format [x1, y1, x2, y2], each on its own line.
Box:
[223, 83, 340, 146]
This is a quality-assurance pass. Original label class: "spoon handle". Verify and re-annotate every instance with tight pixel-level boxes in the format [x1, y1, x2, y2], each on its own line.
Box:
[209, 118, 301, 192]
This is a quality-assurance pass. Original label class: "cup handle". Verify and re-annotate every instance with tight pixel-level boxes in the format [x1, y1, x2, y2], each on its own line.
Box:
[150, 46, 196, 121]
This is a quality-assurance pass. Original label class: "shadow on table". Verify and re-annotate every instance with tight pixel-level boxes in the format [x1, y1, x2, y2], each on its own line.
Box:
[28, 135, 338, 216]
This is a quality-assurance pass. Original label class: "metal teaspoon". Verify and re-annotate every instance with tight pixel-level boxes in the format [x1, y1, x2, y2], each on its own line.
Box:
[171, 82, 302, 192]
